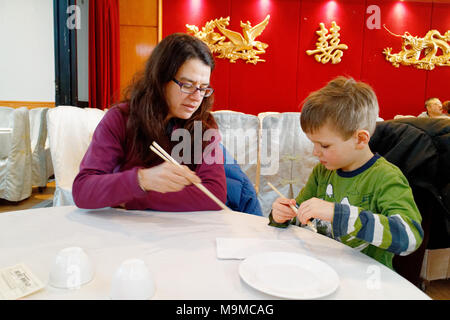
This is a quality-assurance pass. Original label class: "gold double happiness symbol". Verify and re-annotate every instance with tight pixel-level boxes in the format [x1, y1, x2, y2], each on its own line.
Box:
[306, 21, 348, 64]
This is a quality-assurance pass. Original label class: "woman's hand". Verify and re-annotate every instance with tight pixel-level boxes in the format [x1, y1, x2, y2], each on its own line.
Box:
[137, 162, 201, 193]
[271, 197, 298, 223]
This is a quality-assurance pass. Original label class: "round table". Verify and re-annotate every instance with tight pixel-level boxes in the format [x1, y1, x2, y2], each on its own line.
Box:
[0, 206, 430, 300]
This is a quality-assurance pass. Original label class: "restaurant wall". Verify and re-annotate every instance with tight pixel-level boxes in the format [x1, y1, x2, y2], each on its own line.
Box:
[119, 0, 159, 100]
[163, 0, 450, 120]
[0, 0, 55, 102]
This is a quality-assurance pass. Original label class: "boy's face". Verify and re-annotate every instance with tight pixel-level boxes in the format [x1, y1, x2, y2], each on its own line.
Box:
[306, 124, 360, 172]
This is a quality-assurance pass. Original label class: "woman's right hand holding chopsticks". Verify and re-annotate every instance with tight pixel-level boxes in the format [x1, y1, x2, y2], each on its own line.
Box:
[137, 162, 201, 193]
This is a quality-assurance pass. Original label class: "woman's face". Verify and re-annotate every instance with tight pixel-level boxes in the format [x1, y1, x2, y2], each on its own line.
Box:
[164, 58, 211, 121]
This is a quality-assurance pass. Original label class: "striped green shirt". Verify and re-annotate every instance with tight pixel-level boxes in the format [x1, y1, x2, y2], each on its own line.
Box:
[269, 154, 424, 269]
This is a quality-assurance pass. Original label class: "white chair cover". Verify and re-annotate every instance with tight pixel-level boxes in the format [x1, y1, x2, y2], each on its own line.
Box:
[258, 112, 318, 217]
[47, 106, 105, 206]
[29, 107, 54, 187]
[0, 107, 13, 159]
[212, 110, 260, 190]
[0, 107, 32, 201]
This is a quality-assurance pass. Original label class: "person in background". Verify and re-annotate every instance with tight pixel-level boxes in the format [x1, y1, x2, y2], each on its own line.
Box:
[72, 33, 227, 211]
[442, 100, 449, 115]
[417, 97, 447, 118]
[269, 76, 423, 269]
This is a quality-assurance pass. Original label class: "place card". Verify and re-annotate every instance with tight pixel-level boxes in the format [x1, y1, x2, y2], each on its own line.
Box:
[0, 263, 45, 300]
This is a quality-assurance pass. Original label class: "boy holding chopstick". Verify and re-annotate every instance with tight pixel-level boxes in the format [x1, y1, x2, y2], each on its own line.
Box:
[269, 76, 423, 269]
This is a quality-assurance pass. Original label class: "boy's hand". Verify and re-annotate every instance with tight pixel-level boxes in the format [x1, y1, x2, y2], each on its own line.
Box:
[271, 197, 298, 223]
[297, 198, 334, 224]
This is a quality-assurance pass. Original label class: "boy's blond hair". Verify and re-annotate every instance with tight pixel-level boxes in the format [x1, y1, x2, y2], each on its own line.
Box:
[300, 76, 379, 139]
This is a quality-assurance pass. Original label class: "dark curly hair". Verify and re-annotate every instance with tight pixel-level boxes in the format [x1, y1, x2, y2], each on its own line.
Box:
[120, 33, 218, 168]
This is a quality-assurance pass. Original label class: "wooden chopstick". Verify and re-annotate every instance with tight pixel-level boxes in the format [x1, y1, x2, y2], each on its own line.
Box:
[267, 182, 317, 232]
[150, 142, 229, 211]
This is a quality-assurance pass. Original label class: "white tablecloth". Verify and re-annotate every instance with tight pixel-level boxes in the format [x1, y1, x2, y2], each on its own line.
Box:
[0, 206, 430, 300]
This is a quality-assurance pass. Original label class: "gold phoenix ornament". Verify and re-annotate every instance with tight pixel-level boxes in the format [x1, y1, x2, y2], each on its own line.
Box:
[383, 25, 450, 71]
[186, 15, 270, 65]
[306, 21, 348, 64]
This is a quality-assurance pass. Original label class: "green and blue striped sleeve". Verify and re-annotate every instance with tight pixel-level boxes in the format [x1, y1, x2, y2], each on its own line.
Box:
[332, 175, 424, 256]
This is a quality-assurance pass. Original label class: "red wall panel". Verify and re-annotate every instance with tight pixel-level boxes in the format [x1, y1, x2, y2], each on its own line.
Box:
[425, 3, 450, 106]
[227, 0, 300, 113]
[297, 0, 366, 110]
[163, 0, 450, 119]
[361, 0, 432, 119]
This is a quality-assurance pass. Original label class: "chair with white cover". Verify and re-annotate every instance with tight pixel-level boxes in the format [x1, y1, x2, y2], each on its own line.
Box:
[212, 110, 263, 215]
[212, 110, 260, 189]
[258, 112, 319, 217]
[0, 107, 33, 202]
[47, 106, 106, 206]
[29, 107, 54, 188]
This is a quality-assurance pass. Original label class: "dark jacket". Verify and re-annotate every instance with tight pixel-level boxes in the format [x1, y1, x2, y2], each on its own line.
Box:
[369, 117, 450, 285]
[222, 145, 263, 216]
[370, 117, 450, 248]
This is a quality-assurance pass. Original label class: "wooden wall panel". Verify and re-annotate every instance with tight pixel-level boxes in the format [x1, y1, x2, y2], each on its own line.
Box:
[119, 0, 159, 99]
[119, 26, 158, 95]
[0, 101, 55, 109]
[119, 0, 157, 26]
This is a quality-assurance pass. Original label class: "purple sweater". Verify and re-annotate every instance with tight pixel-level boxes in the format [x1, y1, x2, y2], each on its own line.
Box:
[72, 105, 227, 211]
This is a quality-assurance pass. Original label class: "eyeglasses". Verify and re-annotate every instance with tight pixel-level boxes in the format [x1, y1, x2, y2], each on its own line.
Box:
[172, 78, 214, 97]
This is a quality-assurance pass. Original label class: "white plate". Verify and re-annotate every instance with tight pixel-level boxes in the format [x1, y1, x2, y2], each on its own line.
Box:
[239, 251, 339, 299]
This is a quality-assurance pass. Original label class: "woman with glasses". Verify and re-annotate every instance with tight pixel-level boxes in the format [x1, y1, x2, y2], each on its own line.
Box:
[72, 33, 227, 211]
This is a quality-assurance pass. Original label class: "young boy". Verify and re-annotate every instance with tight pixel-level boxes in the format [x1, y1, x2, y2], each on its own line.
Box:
[269, 76, 424, 269]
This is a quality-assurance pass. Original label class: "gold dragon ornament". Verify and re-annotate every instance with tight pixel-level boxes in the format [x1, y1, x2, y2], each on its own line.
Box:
[186, 15, 270, 65]
[306, 21, 348, 64]
[383, 25, 450, 71]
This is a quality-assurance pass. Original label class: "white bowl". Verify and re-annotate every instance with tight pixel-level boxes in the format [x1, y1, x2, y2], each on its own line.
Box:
[110, 259, 156, 300]
[48, 247, 94, 289]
